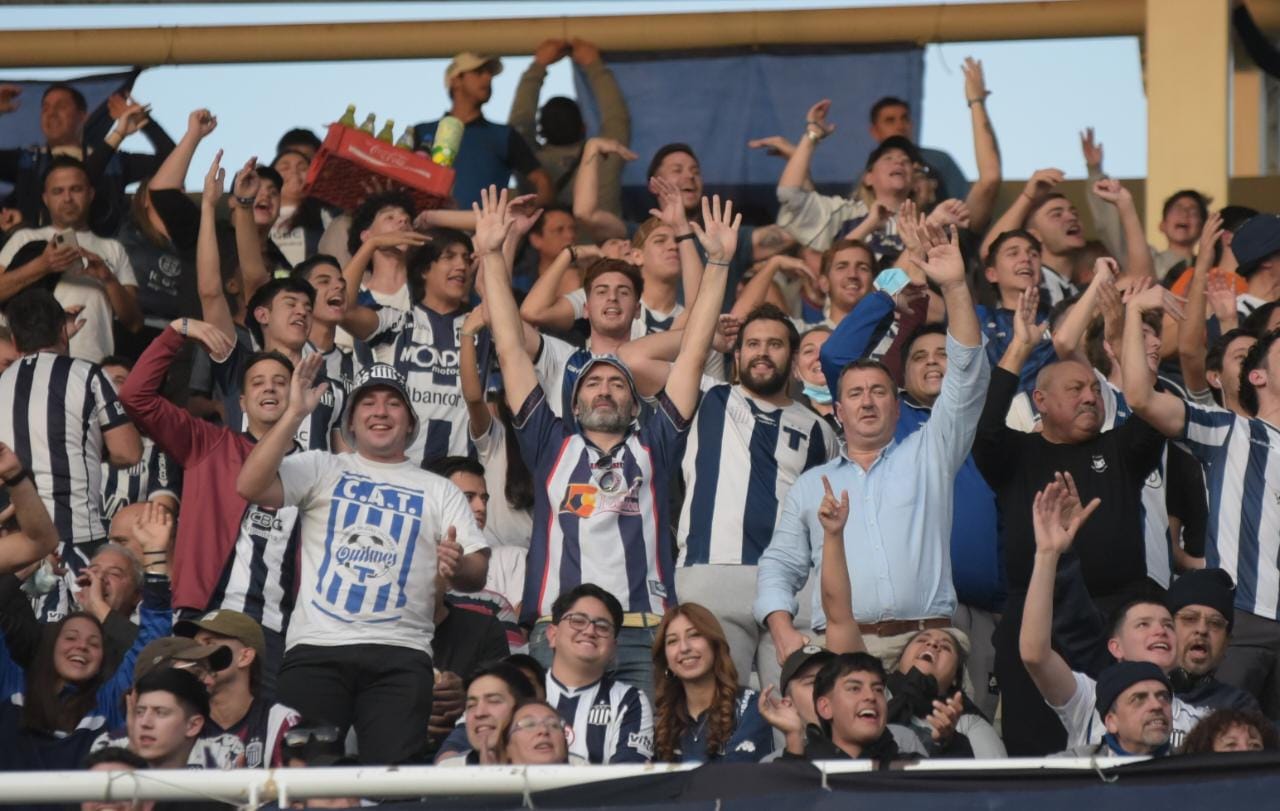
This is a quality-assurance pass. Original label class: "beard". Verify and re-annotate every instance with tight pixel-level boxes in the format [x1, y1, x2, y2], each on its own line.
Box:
[739, 356, 792, 397]
[578, 400, 632, 433]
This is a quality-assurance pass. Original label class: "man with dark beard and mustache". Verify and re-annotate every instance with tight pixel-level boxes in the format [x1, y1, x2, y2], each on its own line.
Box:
[972, 285, 1167, 757]
[673, 304, 839, 692]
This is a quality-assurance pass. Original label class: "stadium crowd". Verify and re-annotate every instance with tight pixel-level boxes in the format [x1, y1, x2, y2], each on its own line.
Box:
[0, 11, 1279, 802]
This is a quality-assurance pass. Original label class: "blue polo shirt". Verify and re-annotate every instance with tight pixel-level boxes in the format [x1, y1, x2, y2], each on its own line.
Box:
[413, 114, 540, 209]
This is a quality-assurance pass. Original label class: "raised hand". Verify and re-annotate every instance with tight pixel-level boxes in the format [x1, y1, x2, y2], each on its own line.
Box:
[0, 84, 22, 115]
[711, 314, 742, 354]
[570, 38, 602, 67]
[437, 526, 461, 580]
[0, 442, 24, 483]
[471, 185, 516, 254]
[818, 474, 849, 536]
[1195, 211, 1224, 274]
[1206, 271, 1238, 323]
[805, 99, 836, 140]
[1080, 127, 1104, 170]
[132, 501, 173, 557]
[533, 38, 570, 67]
[1128, 280, 1186, 320]
[586, 137, 638, 162]
[766, 254, 818, 286]
[906, 223, 965, 288]
[758, 685, 805, 736]
[1032, 472, 1100, 555]
[232, 157, 260, 202]
[1091, 178, 1132, 206]
[506, 193, 544, 239]
[367, 230, 429, 253]
[202, 150, 226, 204]
[75, 566, 109, 620]
[647, 174, 688, 230]
[187, 108, 217, 139]
[41, 237, 80, 274]
[114, 103, 152, 138]
[1011, 284, 1045, 351]
[926, 198, 972, 230]
[962, 57, 989, 104]
[171, 318, 236, 363]
[746, 135, 797, 159]
[1023, 168, 1065, 200]
[690, 195, 742, 265]
[286, 353, 329, 418]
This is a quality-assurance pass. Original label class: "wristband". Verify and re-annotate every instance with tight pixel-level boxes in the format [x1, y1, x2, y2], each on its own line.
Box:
[966, 98, 985, 107]
[234, 193, 256, 207]
[706, 260, 730, 268]
[2, 468, 32, 488]
[568, 245, 578, 264]
[675, 232, 695, 243]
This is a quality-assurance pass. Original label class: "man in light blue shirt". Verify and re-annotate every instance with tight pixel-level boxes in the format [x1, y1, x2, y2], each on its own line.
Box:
[754, 224, 989, 670]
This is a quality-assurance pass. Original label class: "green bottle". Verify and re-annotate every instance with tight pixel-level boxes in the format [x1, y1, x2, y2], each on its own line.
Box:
[358, 113, 376, 134]
[376, 118, 396, 143]
[395, 126, 415, 150]
[337, 104, 357, 128]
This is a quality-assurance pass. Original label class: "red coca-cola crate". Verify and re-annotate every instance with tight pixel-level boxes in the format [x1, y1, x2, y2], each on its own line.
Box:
[303, 124, 456, 212]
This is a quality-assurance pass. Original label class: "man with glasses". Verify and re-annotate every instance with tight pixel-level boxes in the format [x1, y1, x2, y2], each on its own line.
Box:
[1165, 569, 1260, 715]
[543, 583, 652, 763]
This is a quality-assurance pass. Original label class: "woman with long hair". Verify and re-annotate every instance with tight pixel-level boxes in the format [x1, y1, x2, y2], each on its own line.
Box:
[650, 603, 773, 763]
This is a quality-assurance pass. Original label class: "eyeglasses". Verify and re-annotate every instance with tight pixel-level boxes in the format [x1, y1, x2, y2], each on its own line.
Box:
[560, 612, 616, 637]
[593, 454, 623, 495]
[1175, 611, 1230, 632]
[283, 725, 343, 748]
[513, 716, 567, 734]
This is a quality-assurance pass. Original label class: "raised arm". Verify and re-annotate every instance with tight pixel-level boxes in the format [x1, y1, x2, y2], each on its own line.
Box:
[196, 150, 236, 342]
[459, 305, 493, 440]
[337, 230, 428, 340]
[665, 196, 739, 419]
[1092, 179, 1155, 282]
[572, 138, 635, 242]
[1021, 474, 1101, 707]
[229, 159, 271, 301]
[961, 58, 1002, 233]
[477, 187, 540, 413]
[907, 224, 979, 347]
[509, 41, 563, 144]
[0, 445, 58, 575]
[236, 353, 328, 509]
[1179, 213, 1224, 396]
[998, 285, 1045, 376]
[979, 168, 1064, 259]
[1080, 128, 1126, 259]
[779, 99, 833, 192]
[150, 109, 217, 192]
[1121, 284, 1188, 437]
[649, 175, 703, 310]
[518, 247, 582, 333]
[1051, 258, 1117, 361]
[817, 475, 866, 655]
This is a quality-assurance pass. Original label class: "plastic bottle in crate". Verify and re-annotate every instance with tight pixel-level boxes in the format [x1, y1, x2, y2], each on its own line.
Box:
[338, 104, 357, 127]
[395, 126, 415, 150]
[376, 119, 396, 143]
[359, 113, 376, 134]
[431, 115, 464, 167]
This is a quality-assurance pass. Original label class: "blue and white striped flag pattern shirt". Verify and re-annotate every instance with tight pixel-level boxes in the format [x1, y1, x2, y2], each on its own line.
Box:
[678, 383, 838, 566]
[278, 451, 487, 652]
[545, 672, 653, 763]
[0, 352, 131, 545]
[512, 386, 691, 626]
[100, 437, 182, 521]
[362, 303, 473, 466]
[1179, 401, 1280, 619]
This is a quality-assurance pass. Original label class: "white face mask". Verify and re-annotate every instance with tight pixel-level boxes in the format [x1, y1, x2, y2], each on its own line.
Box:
[22, 561, 60, 596]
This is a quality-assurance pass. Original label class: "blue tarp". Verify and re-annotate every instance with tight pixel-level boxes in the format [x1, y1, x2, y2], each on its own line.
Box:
[574, 46, 923, 221]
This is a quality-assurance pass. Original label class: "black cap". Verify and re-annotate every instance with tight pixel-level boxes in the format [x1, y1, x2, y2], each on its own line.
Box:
[1166, 568, 1236, 632]
[1095, 661, 1171, 719]
[866, 135, 922, 171]
[1231, 214, 1280, 278]
[779, 645, 835, 694]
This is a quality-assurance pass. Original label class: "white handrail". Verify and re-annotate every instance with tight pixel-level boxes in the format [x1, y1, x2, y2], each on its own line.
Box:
[0, 758, 1150, 807]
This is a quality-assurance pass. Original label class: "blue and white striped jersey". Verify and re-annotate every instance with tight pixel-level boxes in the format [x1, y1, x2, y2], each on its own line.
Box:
[512, 387, 690, 625]
[546, 671, 653, 763]
[278, 451, 487, 652]
[1179, 401, 1280, 619]
[678, 384, 838, 566]
[100, 436, 182, 521]
[363, 303, 473, 466]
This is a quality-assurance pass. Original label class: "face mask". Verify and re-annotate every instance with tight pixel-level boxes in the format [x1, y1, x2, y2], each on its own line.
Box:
[802, 381, 832, 405]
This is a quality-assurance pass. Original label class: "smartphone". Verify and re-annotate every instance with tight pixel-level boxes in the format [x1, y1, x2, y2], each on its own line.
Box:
[51, 229, 86, 272]
[873, 267, 912, 297]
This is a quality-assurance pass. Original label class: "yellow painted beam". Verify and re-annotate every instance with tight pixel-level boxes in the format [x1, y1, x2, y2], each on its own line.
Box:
[1144, 0, 1230, 246]
[0, 0, 1151, 68]
[1233, 65, 1264, 177]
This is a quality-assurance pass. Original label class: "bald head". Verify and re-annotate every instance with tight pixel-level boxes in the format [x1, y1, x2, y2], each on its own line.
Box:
[1032, 359, 1103, 444]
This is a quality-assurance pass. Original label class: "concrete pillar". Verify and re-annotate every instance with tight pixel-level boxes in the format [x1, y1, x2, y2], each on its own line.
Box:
[1145, 0, 1230, 244]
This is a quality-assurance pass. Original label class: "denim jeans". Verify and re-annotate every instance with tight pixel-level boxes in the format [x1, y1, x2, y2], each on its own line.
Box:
[530, 621, 657, 701]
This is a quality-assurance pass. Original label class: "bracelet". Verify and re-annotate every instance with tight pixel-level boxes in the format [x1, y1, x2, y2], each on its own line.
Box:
[675, 232, 695, 243]
[2, 468, 31, 488]
[234, 193, 255, 207]
[568, 245, 578, 264]
[181, 317, 189, 337]
[706, 260, 730, 268]
[966, 98, 986, 107]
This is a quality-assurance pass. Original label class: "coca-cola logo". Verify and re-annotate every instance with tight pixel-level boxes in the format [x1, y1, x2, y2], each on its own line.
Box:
[366, 143, 410, 168]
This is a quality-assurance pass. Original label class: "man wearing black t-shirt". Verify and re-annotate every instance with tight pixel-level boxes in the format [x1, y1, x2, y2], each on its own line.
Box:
[972, 288, 1166, 756]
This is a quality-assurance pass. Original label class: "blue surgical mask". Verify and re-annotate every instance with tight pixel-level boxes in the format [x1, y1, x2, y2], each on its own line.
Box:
[22, 562, 59, 597]
[802, 381, 833, 405]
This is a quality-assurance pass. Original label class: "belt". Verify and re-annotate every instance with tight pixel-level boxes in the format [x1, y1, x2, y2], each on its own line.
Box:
[856, 617, 952, 637]
[537, 612, 664, 629]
